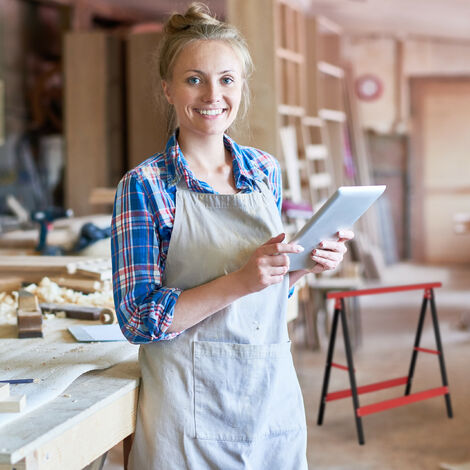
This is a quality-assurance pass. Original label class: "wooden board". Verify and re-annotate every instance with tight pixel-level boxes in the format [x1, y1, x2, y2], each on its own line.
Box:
[126, 32, 167, 170]
[0, 256, 102, 276]
[64, 32, 124, 216]
[227, 0, 279, 154]
[0, 277, 23, 293]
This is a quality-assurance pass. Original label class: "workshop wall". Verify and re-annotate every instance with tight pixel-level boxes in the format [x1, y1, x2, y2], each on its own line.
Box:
[344, 35, 470, 133]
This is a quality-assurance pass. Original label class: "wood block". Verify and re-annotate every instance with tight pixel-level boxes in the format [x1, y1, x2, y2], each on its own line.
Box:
[18, 289, 39, 311]
[0, 383, 9, 400]
[17, 310, 43, 329]
[17, 289, 43, 339]
[0, 394, 26, 413]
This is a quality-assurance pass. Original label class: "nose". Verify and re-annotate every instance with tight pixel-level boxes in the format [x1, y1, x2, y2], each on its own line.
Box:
[202, 80, 222, 103]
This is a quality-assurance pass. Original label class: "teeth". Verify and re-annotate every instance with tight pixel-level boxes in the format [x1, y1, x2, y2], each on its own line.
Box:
[197, 109, 225, 116]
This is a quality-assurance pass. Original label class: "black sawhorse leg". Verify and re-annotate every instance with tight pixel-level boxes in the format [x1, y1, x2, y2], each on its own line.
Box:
[405, 288, 453, 417]
[317, 298, 365, 444]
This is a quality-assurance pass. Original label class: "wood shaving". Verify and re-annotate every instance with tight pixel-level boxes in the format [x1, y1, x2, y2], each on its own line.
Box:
[0, 277, 114, 322]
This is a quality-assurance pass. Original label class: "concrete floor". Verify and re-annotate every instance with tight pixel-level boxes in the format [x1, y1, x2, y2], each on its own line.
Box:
[102, 262, 470, 470]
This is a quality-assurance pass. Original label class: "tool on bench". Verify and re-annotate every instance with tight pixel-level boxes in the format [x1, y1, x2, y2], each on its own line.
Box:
[0, 379, 40, 384]
[31, 206, 73, 255]
[39, 303, 117, 324]
[17, 289, 43, 338]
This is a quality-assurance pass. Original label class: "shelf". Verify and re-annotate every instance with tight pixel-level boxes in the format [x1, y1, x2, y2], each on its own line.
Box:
[303, 116, 323, 127]
[305, 144, 327, 160]
[276, 48, 304, 64]
[319, 109, 346, 122]
[318, 61, 344, 78]
[278, 104, 304, 116]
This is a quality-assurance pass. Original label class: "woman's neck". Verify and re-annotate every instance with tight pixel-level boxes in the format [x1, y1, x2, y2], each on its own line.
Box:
[177, 129, 228, 174]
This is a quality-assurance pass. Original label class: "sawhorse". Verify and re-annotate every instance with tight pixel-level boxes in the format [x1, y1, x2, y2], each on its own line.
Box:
[317, 282, 453, 445]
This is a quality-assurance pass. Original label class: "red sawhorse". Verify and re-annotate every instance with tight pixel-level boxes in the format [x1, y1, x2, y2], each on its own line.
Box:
[317, 282, 453, 445]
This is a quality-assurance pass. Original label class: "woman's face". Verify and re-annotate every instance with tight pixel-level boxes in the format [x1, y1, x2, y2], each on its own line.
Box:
[162, 40, 244, 139]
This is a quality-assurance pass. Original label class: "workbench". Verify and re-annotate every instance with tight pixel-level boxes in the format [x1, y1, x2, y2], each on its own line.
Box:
[0, 316, 140, 470]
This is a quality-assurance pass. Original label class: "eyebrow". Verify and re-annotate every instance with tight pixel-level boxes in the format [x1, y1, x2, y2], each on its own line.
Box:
[184, 69, 236, 75]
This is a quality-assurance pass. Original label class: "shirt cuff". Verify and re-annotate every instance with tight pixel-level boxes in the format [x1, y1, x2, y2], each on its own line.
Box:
[150, 286, 183, 340]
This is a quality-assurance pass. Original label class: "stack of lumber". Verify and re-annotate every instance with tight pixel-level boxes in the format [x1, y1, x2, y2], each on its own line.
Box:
[0, 255, 111, 289]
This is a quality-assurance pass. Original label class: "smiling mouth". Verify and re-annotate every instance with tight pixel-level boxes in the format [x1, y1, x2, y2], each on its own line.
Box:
[195, 108, 227, 116]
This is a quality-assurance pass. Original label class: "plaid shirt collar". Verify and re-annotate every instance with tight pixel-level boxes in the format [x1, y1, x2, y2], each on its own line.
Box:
[163, 131, 263, 191]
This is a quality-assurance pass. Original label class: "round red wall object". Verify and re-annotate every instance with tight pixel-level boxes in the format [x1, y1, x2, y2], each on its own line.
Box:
[355, 74, 384, 101]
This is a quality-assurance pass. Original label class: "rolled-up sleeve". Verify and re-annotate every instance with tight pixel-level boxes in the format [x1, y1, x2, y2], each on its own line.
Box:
[111, 172, 182, 344]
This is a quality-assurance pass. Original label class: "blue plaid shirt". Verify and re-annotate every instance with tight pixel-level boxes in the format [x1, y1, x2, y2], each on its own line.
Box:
[111, 132, 285, 344]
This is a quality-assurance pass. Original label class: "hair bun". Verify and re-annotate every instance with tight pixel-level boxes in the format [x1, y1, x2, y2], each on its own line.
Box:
[164, 2, 220, 34]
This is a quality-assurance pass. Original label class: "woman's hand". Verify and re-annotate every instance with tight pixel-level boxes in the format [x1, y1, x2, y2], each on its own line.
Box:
[233, 233, 303, 295]
[304, 229, 354, 274]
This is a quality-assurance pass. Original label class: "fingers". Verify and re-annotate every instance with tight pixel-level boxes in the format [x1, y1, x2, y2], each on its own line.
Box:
[263, 233, 286, 246]
[337, 229, 355, 242]
[311, 253, 340, 270]
[309, 236, 351, 272]
[263, 241, 304, 256]
[317, 240, 347, 254]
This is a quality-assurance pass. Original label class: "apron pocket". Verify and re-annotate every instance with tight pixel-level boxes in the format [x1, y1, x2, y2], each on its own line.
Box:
[193, 340, 304, 442]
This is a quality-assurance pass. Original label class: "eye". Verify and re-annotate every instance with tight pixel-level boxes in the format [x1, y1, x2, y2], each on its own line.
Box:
[221, 76, 234, 85]
[187, 76, 201, 85]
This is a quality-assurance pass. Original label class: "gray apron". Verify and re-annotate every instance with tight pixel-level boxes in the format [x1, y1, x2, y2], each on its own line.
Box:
[128, 177, 308, 470]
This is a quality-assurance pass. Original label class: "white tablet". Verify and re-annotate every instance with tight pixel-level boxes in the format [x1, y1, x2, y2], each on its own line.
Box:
[287, 185, 386, 272]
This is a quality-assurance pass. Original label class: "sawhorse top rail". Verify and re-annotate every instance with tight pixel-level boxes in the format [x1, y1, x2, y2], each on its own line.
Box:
[326, 282, 442, 299]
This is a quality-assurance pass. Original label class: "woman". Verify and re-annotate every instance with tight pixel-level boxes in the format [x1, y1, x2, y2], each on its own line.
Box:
[111, 3, 353, 469]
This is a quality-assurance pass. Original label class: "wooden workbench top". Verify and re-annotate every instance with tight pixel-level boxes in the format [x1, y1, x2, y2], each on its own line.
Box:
[0, 359, 140, 469]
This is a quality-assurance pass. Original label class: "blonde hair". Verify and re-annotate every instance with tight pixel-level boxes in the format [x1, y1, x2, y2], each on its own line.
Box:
[157, 2, 253, 133]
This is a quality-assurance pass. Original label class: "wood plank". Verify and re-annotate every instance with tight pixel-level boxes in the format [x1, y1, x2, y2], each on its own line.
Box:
[278, 104, 304, 116]
[0, 256, 103, 278]
[227, 0, 278, 155]
[319, 109, 346, 122]
[0, 277, 23, 293]
[126, 32, 167, 170]
[0, 229, 72, 250]
[65, 32, 124, 216]
[318, 61, 344, 78]
[276, 48, 303, 63]
[302, 116, 323, 127]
